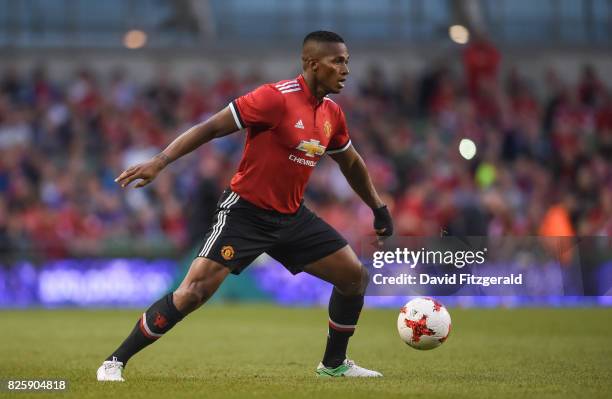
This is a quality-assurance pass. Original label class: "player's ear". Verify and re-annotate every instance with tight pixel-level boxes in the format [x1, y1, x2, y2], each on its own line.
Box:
[304, 54, 318, 72]
[311, 59, 319, 72]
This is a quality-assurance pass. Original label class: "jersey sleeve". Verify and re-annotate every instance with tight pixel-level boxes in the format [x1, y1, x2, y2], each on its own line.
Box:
[229, 84, 285, 130]
[326, 107, 352, 154]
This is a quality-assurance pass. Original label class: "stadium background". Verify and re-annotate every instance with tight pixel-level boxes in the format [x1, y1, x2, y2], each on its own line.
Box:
[1, 2, 612, 398]
[0, 0, 611, 307]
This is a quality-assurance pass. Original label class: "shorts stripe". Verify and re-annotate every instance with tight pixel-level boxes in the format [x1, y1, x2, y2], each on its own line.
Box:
[203, 210, 228, 256]
[219, 191, 239, 209]
[200, 192, 236, 258]
[199, 192, 240, 257]
[200, 193, 238, 256]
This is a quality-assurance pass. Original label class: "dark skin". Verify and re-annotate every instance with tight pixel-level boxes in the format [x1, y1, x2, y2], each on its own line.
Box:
[115, 40, 385, 314]
[301, 41, 350, 98]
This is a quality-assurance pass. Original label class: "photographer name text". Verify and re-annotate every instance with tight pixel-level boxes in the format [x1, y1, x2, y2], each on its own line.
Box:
[372, 273, 523, 286]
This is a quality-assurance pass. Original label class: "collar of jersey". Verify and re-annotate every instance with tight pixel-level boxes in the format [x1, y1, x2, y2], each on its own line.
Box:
[297, 74, 323, 107]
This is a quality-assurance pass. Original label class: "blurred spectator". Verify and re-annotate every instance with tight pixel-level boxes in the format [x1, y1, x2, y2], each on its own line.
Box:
[578, 64, 604, 107]
[462, 33, 501, 98]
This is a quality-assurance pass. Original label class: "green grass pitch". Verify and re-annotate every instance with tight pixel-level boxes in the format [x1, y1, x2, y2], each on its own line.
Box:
[2, 305, 611, 399]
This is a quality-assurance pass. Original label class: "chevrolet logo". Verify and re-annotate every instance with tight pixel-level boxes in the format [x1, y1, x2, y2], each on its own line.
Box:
[296, 139, 326, 157]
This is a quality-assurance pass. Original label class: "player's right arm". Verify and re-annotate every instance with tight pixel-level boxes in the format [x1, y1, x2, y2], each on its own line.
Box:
[115, 106, 239, 188]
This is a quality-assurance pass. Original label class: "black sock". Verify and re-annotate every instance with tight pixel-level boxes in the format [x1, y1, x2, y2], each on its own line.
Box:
[322, 288, 364, 368]
[106, 293, 184, 365]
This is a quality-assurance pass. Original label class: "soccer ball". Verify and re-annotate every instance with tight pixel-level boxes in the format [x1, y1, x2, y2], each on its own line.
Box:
[397, 297, 451, 350]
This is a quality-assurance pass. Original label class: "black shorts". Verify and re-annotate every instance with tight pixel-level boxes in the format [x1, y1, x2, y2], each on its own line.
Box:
[196, 189, 348, 275]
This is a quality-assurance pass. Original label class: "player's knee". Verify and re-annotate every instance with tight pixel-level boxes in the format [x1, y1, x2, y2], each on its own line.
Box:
[360, 266, 370, 293]
[337, 265, 369, 297]
[173, 288, 206, 314]
[174, 259, 229, 314]
[355, 265, 369, 296]
[173, 282, 216, 314]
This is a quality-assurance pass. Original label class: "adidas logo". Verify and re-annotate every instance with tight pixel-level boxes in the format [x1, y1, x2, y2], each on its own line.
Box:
[294, 119, 304, 129]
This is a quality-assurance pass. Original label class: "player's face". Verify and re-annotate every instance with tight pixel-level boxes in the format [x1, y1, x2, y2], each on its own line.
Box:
[315, 42, 350, 94]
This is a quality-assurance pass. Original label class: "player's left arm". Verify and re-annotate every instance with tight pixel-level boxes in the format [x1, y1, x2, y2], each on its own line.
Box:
[329, 145, 393, 237]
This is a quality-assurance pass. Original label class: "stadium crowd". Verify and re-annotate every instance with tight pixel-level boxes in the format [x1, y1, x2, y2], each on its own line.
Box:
[0, 49, 610, 259]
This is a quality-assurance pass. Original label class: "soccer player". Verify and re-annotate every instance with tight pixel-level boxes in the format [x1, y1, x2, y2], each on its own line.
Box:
[97, 31, 393, 381]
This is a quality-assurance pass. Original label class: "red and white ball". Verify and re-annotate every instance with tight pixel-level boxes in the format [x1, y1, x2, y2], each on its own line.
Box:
[397, 297, 452, 350]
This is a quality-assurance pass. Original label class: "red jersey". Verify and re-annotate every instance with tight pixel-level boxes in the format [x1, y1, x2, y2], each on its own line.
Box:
[228, 75, 351, 214]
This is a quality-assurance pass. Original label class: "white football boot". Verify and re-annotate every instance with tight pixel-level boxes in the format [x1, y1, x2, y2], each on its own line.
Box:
[96, 357, 125, 382]
[316, 358, 382, 377]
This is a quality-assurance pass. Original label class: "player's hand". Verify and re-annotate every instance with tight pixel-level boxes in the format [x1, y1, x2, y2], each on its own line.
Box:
[372, 205, 393, 245]
[114, 157, 165, 188]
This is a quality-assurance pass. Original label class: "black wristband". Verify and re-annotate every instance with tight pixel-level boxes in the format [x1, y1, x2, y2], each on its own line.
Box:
[372, 205, 389, 218]
[372, 205, 393, 237]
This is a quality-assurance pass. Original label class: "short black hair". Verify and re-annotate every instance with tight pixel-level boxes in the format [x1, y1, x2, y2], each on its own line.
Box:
[303, 31, 344, 46]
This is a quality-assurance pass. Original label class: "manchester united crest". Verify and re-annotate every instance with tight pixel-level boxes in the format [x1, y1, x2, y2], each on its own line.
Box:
[221, 245, 235, 260]
[323, 120, 332, 138]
